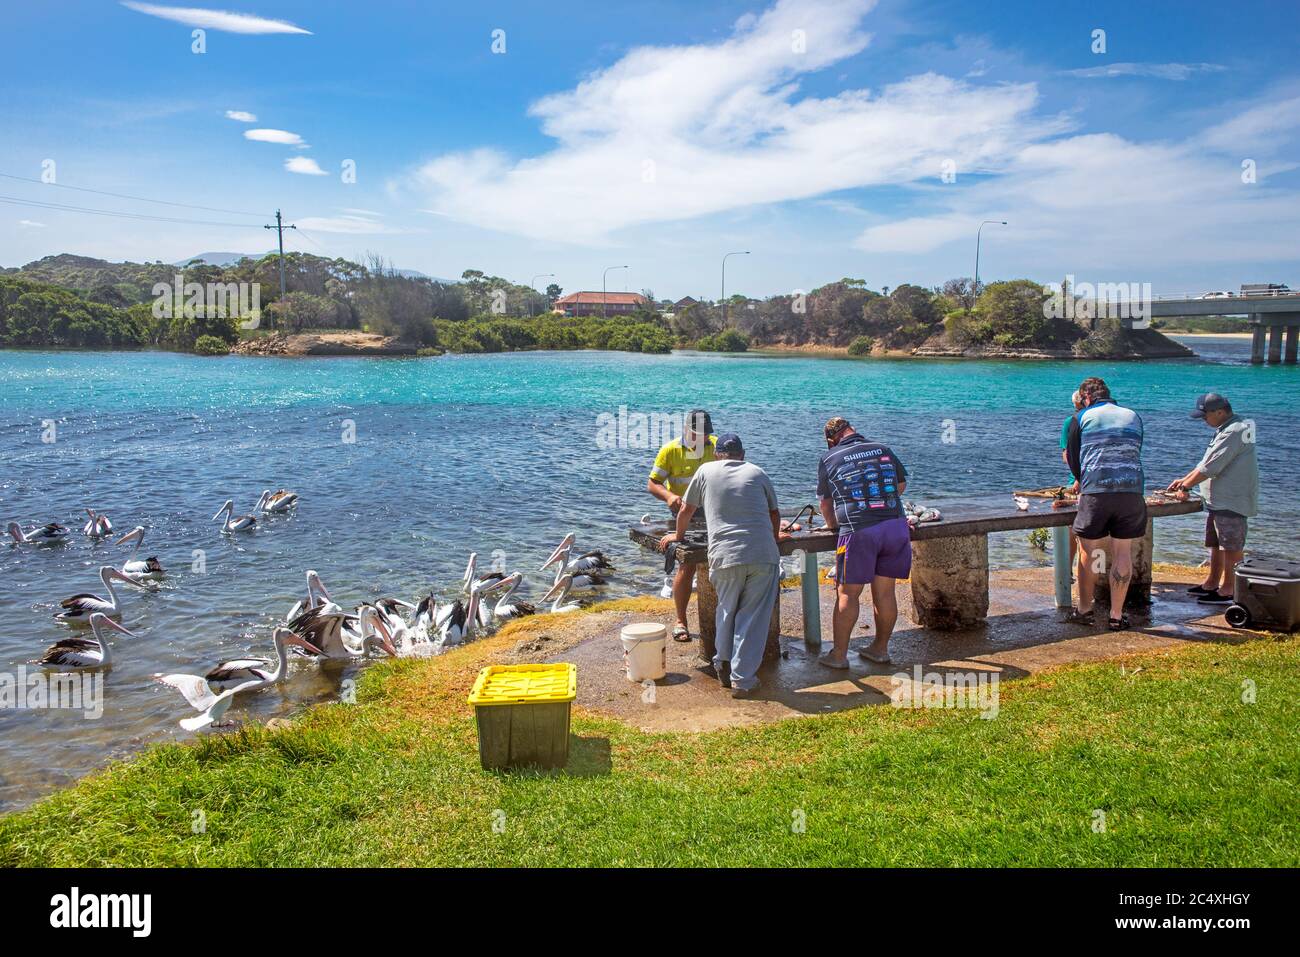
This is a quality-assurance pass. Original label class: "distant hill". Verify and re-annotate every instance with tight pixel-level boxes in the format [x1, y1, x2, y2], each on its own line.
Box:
[176, 251, 274, 267]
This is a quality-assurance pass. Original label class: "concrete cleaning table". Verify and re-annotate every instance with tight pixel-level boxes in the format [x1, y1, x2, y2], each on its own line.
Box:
[630, 493, 1203, 652]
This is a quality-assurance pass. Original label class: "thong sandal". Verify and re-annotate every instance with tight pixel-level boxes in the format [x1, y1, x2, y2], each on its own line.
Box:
[672, 624, 691, 642]
[1065, 608, 1095, 625]
[1107, 615, 1131, 631]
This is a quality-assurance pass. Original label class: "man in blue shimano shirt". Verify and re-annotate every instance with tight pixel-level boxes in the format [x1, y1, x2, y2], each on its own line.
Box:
[816, 416, 911, 669]
[1065, 376, 1146, 630]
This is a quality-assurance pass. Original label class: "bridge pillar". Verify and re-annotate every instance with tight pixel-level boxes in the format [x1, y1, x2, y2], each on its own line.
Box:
[1268, 324, 1284, 363]
[1286, 325, 1298, 364]
[1250, 322, 1266, 364]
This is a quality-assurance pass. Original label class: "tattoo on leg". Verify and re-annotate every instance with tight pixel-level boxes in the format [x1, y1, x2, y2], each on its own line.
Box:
[1110, 567, 1131, 586]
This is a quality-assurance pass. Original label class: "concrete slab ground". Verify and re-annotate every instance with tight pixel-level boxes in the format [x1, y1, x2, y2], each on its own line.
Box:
[543, 565, 1257, 732]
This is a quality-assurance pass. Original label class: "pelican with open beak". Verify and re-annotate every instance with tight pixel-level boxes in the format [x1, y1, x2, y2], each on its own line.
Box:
[213, 499, 257, 533]
[55, 566, 149, 624]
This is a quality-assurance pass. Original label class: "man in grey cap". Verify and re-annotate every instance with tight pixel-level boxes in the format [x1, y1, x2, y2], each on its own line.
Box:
[1167, 393, 1259, 605]
[659, 432, 789, 698]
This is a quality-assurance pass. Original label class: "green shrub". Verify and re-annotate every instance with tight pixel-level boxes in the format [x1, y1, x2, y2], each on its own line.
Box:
[193, 335, 230, 356]
[847, 335, 874, 356]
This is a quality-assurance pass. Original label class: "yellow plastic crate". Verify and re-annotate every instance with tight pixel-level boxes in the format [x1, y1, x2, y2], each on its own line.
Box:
[468, 664, 576, 770]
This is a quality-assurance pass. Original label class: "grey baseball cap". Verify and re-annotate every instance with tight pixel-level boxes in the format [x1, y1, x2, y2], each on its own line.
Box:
[1190, 393, 1230, 419]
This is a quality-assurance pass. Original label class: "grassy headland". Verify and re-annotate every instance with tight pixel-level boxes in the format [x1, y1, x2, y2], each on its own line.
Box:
[0, 597, 1293, 867]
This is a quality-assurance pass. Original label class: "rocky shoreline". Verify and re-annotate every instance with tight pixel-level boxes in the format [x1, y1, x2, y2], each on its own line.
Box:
[231, 332, 420, 357]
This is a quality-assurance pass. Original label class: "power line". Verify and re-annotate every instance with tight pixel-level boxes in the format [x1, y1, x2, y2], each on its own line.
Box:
[0, 170, 266, 219]
[0, 194, 265, 229]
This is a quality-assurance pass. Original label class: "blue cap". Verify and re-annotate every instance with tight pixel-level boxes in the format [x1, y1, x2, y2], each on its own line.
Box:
[715, 432, 744, 456]
[1191, 393, 1230, 419]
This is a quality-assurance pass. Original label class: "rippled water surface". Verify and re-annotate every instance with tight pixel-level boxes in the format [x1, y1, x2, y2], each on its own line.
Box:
[1, 337, 1294, 810]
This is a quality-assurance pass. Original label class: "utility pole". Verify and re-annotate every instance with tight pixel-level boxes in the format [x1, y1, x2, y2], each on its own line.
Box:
[264, 209, 297, 299]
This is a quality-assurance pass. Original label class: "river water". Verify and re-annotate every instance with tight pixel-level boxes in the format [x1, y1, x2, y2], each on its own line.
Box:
[0, 335, 1294, 810]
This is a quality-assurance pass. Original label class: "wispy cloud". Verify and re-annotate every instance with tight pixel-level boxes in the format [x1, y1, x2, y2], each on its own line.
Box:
[1060, 62, 1226, 81]
[284, 156, 327, 176]
[17, 220, 46, 228]
[120, 2, 311, 35]
[224, 109, 257, 122]
[244, 128, 305, 146]
[295, 212, 400, 234]
[401, 0, 1058, 243]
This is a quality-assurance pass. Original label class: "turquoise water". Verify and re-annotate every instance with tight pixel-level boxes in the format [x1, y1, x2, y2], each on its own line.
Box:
[0, 336, 1295, 809]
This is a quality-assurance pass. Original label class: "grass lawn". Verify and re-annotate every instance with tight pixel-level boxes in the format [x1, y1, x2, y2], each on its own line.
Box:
[0, 604, 1295, 867]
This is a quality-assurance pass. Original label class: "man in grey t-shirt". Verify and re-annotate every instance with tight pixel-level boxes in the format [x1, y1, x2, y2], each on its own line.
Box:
[659, 433, 788, 697]
[1168, 392, 1260, 605]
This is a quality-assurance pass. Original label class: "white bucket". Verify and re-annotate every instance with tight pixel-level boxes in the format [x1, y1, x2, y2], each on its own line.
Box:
[620, 622, 667, 682]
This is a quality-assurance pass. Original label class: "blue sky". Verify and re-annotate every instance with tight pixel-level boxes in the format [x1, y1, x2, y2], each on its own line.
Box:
[1, 0, 1297, 298]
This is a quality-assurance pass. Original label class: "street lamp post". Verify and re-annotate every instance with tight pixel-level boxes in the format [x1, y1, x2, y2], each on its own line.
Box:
[721, 251, 750, 325]
[530, 273, 554, 316]
[974, 221, 1007, 291]
[602, 265, 629, 319]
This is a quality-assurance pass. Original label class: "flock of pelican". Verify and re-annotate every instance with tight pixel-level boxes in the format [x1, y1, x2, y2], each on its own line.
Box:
[11, 491, 616, 731]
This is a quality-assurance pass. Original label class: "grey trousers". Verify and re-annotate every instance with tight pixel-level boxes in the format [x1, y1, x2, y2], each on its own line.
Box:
[710, 562, 780, 691]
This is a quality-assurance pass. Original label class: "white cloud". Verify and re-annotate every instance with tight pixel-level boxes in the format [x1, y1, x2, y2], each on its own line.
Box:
[225, 109, 257, 122]
[401, 0, 1060, 243]
[121, 2, 311, 35]
[295, 212, 399, 234]
[1060, 62, 1226, 81]
[17, 220, 46, 228]
[245, 128, 306, 146]
[285, 156, 327, 176]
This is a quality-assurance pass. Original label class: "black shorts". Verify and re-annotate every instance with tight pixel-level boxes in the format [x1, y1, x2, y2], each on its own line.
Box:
[1073, 492, 1148, 540]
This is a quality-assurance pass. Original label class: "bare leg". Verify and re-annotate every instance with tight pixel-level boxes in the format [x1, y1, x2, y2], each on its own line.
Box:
[1201, 549, 1223, 591]
[867, 577, 897, 657]
[1108, 537, 1135, 620]
[1218, 548, 1243, 597]
[1077, 538, 1106, 614]
[672, 563, 694, 631]
[829, 582, 863, 665]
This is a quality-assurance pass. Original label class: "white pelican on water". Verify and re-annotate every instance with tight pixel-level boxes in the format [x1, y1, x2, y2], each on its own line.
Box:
[257, 489, 299, 514]
[113, 526, 165, 578]
[154, 627, 323, 731]
[541, 532, 615, 576]
[55, 566, 148, 625]
[286, 569, 334, 621]
[83, 508, 112, 539]
[176, 628, 324, 695]
[486, 572, 536, 623]
[34, 613, 135, 670]
[7, 522, 69, 545]
[540, 572, 589, 614]
[213, 499, 257, 533]
[436, 577, 509, 650]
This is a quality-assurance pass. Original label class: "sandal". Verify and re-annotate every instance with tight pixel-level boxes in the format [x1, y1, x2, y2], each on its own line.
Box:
[1107, 615, 1131, 631]
[1187, 585, 1215, 596]
[1065, 608, 1095, 625]
[672, 624, 691, 642]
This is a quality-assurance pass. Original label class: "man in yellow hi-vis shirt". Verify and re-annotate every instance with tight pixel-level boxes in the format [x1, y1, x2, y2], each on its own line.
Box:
[647, 409, 716, 642]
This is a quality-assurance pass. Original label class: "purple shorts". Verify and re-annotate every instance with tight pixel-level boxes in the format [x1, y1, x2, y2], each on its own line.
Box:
[835, 517, 912, 585]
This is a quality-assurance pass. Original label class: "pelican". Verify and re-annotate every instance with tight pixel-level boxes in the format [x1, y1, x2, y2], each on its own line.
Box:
[83, 508, 113, 539]
[555, 565, 609, 590]
[55, 566, 148, 624]
[540, 572, 589, 614]
[154, 627, 322, 731]
[289, 604, 393, 659]
[113, 526, 165, 578]
[212, 499, 257, 533]
[34, 613, 134, 670]
[184, 628, 324, 694]
[286, 569, 333, 621]
[486, 572, 536, 623]
[436, 577, 508, 650]
[7, 522, 69, 545]
[1014, 495, 1031, 512]
[257, 489, 299, 514]
[540, 532, 615, 576]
